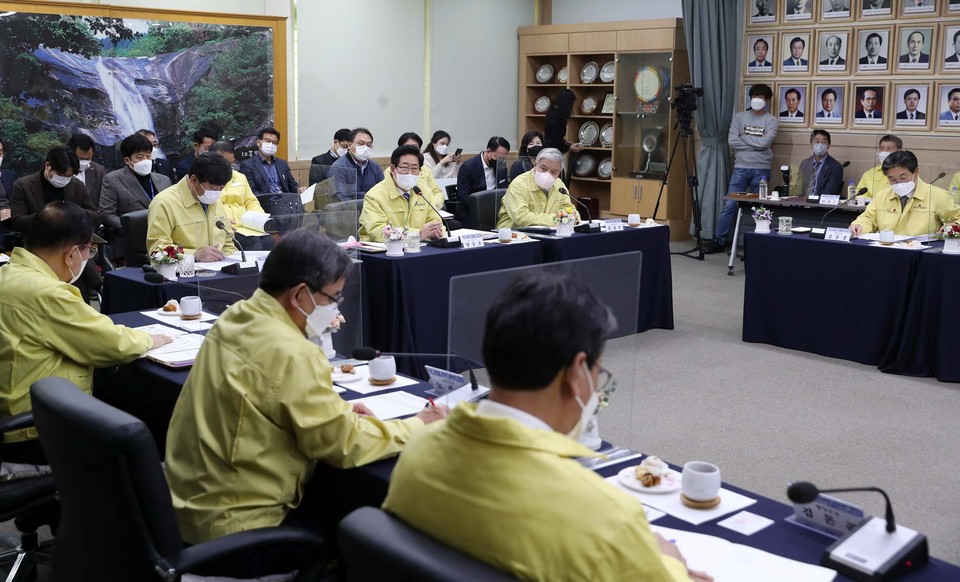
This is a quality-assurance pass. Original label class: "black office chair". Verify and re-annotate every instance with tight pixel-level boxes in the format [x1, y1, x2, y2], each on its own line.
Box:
[30, 378, 329, 582]
[120, 210, 150, 267]
[256, 193, 304, 216]
[0, 413, 59, 582]
[459, 188, 506, 231]
[337, 507, 517, 582]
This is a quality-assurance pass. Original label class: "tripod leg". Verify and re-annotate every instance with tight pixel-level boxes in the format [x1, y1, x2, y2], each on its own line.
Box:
[727, 206, 742, 276]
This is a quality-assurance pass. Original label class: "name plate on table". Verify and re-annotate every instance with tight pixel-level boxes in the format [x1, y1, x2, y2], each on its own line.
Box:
[824, 227, 851, 242]
[788, 493, 866, 539]
[460, 234, 485, 249]
[424, 365, 465, 393]
[602, 219, 624, 232]
[819, 195, 840, 206]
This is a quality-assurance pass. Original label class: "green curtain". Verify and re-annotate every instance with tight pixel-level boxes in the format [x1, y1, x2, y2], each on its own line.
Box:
[681, 0, 739, 239]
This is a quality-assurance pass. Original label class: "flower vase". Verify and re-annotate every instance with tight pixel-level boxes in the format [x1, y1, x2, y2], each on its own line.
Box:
[754, 219, 771, 234]
[385, 240, 404, 257]
[155, 263, 178, 281]
[944, 238, 960, 254]
[556, 222, 574, 237]
[319, 332, 337, 358]
[578, 412, 602, 450]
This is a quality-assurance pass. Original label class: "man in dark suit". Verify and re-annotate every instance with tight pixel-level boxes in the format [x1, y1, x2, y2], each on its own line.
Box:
[329, 127, 384, 201]
[896, 89, 926, 120]
[899, 31, 930, 64]
[855, 88, 882, 119]
[239, 127, 300, 195]
[819, 35, 846, 66]
[67, 134, 106, 210]
[456, 136, 510, 199]
[779, 88, 805, 118]
[783, 37, 808, 66]
[137, 129, 173, 181]
[858, 33, 887, 64]
[947, 30, 960, 63]
[99, 133, 172, 232]
[799, 130, 844, 199]
[174, 127, 217, 182]
[748, 38, 772, 68]
[310, 128, 350, 185]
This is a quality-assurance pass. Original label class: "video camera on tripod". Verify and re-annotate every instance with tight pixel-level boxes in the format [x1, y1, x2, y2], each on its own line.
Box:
[671, 83, 704, 135]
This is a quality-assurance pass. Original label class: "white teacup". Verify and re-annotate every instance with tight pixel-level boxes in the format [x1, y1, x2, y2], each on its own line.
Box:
[498, 228, 512, 242]
[180, 296, 202, 317]
[682, 461, 721, 502]
[628, 213, 641, 226]
[879, 229, 895, 243]
[368, 355, 396, 381]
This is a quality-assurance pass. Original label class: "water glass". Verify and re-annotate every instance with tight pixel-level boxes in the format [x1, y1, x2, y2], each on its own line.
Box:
[178, 254, 196, 277]
[402, 231, 421, 253]
[778, 216, 793, 235]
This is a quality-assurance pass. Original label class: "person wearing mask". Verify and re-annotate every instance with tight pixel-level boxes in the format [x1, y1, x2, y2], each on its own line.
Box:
[383, 273, 709, 582]
[799, 130, 844, 198]
[146, 153, 237, 262]
[456, 136, 510, 200]
[856, 135, 901, 198]
[208, 140, 273, 251]
[239, 127, 301, 195]
[509, 130, 544, 183]
[329, 127, 384, 201]
[0, 201, 170, 416]
[850, 150, 960, 236]
[136, 129, 173, 181]
[165, 228, 447, 545]
[67, 134, 106, 208]
[309, 128, 350, 185]
[397, 132, 446, 210]
[174, 127, 218, 183]
[358, 145, 445, 242]
[707, 83, 778, 254]
[544, 89, 584, 159]
[422, 130, 461, 181]
[99, 133, 173, 232]
[497, 148, 578, 229]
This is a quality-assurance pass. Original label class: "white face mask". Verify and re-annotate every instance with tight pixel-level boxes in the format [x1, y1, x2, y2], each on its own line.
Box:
[434, 144, 448, 155]
[47, 171, 72, 188]
[335, 147, 348, 157]
[750, 97, 766, 111]
[193, 181, 221, 204]
[151, 147, 160, 160]
[79, 160, 91, 172]
[353, 145, 372, 161]
[259, 142, 278, 157]
[297, 292, 340, 340]
[812, 143, 828, 157]
[877, 151, 891, 163]
[566, 363, 600, 439]
[534, 170, 557, 190]
[132, 159, 153, 176]
[891, 181, 916, 197]
[394, 171, 419, 192]
[68, 247, 87, 284]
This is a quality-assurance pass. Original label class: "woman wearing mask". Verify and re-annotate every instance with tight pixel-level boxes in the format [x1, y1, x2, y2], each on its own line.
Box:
[509, 131, 544, 183]
[422, 131, 461, 179]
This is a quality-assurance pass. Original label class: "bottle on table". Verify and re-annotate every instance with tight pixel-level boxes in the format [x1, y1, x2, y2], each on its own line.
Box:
[758, 177, 768, 200]
[847, 181, 856, 201]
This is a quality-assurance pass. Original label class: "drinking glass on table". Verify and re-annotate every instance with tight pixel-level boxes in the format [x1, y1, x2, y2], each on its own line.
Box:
[178, 254, 195, 277]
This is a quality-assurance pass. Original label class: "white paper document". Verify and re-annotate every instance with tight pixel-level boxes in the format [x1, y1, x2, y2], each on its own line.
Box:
[240, 211, 271, 232]
[334, 365, 420, 394]
[450, 228, 498, 240]
[606, 476, 757, 526]
[717, 511, 775, 536]
[650, 526, 836, 582]
[131, 324, 189, 338]
[347, 391, 428, 420]
[139, 310, 217, 332]
[144, 334, 205, 367]
[195, 251, 270, 272]
[857, 233, 912, 242]
[300, 184, 316, 206]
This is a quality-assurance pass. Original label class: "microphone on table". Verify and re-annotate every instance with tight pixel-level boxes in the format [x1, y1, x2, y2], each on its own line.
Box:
[786, 481, 928, 580]
[413, 186, 463, 248]
[352, 346, 479, 392]
[929, 171, 946, 185]
[215, 220, 245, 262]
[215, 220, 258, 275]
[819, 196, 858, 226]
[565, 188, 601, 233]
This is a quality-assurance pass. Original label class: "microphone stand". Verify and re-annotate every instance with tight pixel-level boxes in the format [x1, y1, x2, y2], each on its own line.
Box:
[565, 188, 600, 233]
[215, 220, 258, 274]
[414, 187, 462, 248]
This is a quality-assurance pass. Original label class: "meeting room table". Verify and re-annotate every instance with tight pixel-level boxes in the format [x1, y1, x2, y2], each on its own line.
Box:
[101, 267, 261, 315]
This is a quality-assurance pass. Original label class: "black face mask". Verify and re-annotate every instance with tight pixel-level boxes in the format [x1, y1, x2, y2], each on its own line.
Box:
[526, 145, 544, 158]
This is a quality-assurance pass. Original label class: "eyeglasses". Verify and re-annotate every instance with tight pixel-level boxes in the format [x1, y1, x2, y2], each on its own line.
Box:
[319, 290, 344, 306]
[597, 365, 616, 395]
[395, 165, 420, 175]
[261, 137, 279, 145]
[79, 244, 98, 259]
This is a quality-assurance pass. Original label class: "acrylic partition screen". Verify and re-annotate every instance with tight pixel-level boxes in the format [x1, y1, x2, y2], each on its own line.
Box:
[447, 251, 642, 368]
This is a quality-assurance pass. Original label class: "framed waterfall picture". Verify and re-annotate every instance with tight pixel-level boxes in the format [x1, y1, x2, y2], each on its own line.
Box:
[0, 3, 287, 177]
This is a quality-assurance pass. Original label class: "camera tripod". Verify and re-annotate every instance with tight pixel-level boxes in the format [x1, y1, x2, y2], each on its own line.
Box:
[651, 111, 705, 261]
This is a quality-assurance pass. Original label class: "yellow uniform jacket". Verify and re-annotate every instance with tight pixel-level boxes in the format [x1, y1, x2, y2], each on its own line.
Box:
[497, 170, 577, 228]
[358, 176, 439, 242]
[851, 178, 960, 235]
[219, 171, 267, 237]
[146, 178, 238, 255]
[856, 165, 887, 198]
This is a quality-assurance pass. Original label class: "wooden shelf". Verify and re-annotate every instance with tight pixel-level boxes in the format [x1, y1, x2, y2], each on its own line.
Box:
[571, 114, 613, 119]
[577, 146, 613, 151]
[568, 83, 614, 87]
[571, 176, 610, 182]
[526, 113, 546, 117]
[526, 83, 567, 88]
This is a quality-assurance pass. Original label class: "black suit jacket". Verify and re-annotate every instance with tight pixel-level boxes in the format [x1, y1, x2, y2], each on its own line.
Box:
[858, 55, 887, 64]
[782, 58, 808, 66]
[780, 110, 805, 118]
[800, 154, 844, 197]
[855, 109, 882, 119]
[456, 155, 508, 198]
[819, 57, 846, 65]
[899, 53, 930, 63]
[10, 172, 99, 233]
[896, 110, 926, 120]
[0, 168, 17, 199]
[99, 168, 172, 230]
[239, 155, 300, 194]
[79, 161, 106, 208]
[151, 158, 173, 181]
[173, 152, 196, 183]
[309, 150, 339, 185]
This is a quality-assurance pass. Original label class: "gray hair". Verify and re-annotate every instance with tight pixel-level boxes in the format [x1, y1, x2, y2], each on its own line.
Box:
[536, 147, 565, 170]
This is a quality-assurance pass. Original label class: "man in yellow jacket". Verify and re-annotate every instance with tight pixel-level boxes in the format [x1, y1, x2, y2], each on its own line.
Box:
[0, 201, 169, 416]
[855, 134, 901, 198]
[146, 153, 238, 262]
[209, 141, 275, 250]
[164, 228, 447, 544]
[384, 273, 708, 582]
[358, 145, 445, 242]
[497, 148, 578, 228]
[397, 132, 446, 208]
[850, 150, 960, 237]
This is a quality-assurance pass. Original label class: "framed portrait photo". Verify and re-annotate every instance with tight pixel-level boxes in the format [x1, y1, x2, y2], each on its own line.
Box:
[852, 83, 888, 128]
[822, 0, 853, 20]
[784, 0, 815, 21]
[901, 0, 938, 16]
[893, 84, 931, 128]
[950, 0, 960, 12]
[781, 32, 812, 73]
[746, 34, 775, 74]
[777, 83, 809, 125]
[750, 0, 778, 24]
[935, 82, 960, 128]
[859, 0, 893, 18]
[942, 26, 960, 70]
[856, 28, 891, 72]
[814, 83, 846, 125]
[896, 26, 935, 72]
[817, 30, 850, 72]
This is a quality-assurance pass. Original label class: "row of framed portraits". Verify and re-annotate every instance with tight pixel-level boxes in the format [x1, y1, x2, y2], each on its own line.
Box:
[749, 0, 960, 26]
[746, 24, 960, 76]
[742, 81, 960, 130]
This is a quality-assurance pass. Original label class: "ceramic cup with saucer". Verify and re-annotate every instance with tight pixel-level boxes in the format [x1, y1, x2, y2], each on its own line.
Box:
[180, 296, 202, 321]
[681, 461, 721, 508]
[879, 230, 895, 244]
[628, 213, 641, 227]
[498, 228, 512, 243]
[368, 355, 396, 385]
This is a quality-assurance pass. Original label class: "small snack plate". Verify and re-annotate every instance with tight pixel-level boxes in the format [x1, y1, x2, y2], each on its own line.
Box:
[790, 227, 812, 234]
[617, 466, 682, 494]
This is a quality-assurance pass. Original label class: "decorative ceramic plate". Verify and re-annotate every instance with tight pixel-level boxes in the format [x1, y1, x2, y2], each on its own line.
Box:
[580, 61, 599, 84]
[574, 154, 596, 176]
[599, 60, 615, 83]
[599, 123, 614, 147]
[580, 95, 598, 114]
[635, 66, 664, 103]
[598, 158, 613, 178]
[536, 63, 555, 83]
[578, 121, 599, 145]
[534, 95, 551, 113]
[557, 66, 569, 83]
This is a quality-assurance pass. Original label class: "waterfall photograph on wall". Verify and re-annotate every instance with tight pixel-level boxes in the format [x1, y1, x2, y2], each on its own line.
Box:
[0, 11, 274, 175]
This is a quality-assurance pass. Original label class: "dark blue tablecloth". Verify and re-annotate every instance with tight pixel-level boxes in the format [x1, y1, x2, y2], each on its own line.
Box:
[879, 250, 960, 382]
[743, 232, 921, 366]
[102, 268, 261, 314]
